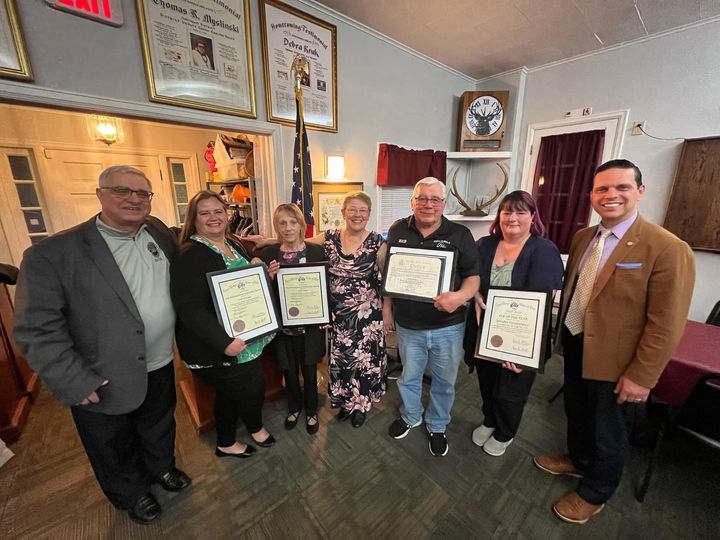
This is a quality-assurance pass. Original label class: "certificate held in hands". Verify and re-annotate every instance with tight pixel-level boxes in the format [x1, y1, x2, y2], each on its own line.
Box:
[276, 263, 330, 326]
[475, 288, 552, 372]
[207, 264, 280, 342]
[381, 246, 455, 303]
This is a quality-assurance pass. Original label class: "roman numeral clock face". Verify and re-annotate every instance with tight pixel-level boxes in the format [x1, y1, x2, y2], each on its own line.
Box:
[465, 96, 504, 136]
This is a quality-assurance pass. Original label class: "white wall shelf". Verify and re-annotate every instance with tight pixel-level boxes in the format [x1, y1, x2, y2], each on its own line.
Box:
[446, 151, 512, 160]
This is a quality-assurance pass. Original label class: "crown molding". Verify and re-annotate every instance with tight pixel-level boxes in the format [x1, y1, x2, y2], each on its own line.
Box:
[528, 14, 720, 74]
[295, 0, 475, 84]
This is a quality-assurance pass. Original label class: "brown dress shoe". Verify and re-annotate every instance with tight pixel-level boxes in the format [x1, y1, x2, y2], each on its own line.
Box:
[533, 454, 583, 478]
[553, 491, 604, 524]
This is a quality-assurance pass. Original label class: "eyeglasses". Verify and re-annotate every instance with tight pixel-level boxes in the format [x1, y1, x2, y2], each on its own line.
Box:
[345, 208, 370, 216]
[100, 186, 154, 200]
[414, 196, 444, 207]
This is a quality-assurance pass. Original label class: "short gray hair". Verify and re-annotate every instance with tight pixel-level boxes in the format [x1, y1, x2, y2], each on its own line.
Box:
[412, 177, 446, 199]
[98, 165, 152, 189]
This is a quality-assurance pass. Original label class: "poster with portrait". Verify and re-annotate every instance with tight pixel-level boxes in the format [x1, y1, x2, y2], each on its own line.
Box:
[0, 0, 32, 81]
[136, 0, 256, 117]
[260, 0, 337, 132]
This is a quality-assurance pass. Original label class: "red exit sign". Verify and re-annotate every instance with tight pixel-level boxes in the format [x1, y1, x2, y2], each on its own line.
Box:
[45, 0, 124, 27]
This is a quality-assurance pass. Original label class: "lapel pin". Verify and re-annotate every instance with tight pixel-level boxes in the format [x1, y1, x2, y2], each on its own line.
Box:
[626, 241, 634, 246]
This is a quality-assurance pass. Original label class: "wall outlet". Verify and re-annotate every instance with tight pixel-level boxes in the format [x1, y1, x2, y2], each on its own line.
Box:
[631, 121, 646, 136]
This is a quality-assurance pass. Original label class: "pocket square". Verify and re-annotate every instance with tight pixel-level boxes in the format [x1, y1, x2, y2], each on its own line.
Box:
[616, 262, 642, 269]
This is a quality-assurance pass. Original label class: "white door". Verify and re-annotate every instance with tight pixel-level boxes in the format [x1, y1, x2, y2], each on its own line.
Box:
[40, 149, 176, 231]
[521, 110, 629, 197]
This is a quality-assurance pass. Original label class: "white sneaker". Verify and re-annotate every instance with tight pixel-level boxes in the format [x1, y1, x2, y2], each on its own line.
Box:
[471, 425, 495, 447]
[483, 436, 513, 456]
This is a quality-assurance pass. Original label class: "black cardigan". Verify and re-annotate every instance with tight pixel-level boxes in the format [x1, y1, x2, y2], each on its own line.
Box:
[464, 234, 564, 362]
[170, 238, 251, 368]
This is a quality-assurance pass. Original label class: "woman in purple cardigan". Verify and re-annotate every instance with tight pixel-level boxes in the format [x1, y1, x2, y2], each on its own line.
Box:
[463, 190, 564, 457]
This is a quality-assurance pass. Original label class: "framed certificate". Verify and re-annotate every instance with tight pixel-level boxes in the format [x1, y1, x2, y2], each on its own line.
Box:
[312, 181, 364, 232]
[276, 263, 330, 326]
[207, 264, 280, 343]
[259, 0, 337, 132]
[475, 288, 552, 372]
[0, 0, 32, 81]
[381, 246, 455, 303]
[135, 0, 256, 118]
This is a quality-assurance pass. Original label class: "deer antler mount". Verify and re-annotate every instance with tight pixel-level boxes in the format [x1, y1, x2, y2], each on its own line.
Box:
[449, 162, 509, 217]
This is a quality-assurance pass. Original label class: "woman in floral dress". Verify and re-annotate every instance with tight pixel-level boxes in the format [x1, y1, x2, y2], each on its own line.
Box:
[322, 192, 387, 428]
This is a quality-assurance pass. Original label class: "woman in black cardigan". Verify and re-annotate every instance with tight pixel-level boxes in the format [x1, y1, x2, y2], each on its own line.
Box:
[258, 204, 326, 435]
[171, 191, 275, 459]
[464, 190, 564, 457]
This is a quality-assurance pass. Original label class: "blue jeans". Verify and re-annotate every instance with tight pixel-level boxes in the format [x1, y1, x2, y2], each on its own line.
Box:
[396, 322, 465, 433]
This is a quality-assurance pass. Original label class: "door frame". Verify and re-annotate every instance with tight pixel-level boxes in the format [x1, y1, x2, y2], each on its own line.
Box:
[520, 109, 629, 194]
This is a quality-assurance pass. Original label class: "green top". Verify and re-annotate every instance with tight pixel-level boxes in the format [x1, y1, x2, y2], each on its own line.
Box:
[490, 261, 515, 288]
[191, 235, 274, 365]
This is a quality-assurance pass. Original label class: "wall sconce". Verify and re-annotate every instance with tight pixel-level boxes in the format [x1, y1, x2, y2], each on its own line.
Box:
[325, 154, 345, 180]
[86, 115, 124, 145]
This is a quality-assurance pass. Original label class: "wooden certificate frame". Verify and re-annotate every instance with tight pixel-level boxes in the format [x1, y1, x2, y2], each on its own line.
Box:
[0, 0, 33, 81]
[260, 0, 337, 132]
[312, 181, 363, 232]
[135, 0, 256, 118]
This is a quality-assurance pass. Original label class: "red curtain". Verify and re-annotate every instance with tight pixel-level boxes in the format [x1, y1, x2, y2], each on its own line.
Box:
[532, 130, 605, 253]
[376, 144, 446, 186]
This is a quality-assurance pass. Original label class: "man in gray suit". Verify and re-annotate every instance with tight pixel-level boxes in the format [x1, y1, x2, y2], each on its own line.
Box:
[14, 165, 191, 524]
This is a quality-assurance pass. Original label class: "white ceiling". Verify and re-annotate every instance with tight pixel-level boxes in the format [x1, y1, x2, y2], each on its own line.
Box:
[314, 0, 720, 79]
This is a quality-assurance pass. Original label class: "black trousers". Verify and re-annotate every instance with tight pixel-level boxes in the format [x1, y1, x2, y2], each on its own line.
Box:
[563, 328, 633, 505]
[280, 333, 319, 415]
[194, 359, 265, 448]
[475, 359, 536, 442]
[71, 362, 177, 509]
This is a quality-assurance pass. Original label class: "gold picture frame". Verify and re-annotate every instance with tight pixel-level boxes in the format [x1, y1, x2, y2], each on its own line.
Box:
[260, 0, 337, 132]
[312, 182, 363, 232]
[0, 0, 33, 81]
[135, 0, 256, 118]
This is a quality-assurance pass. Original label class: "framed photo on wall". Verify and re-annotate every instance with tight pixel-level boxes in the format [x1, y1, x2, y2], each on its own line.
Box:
[0, 0, 33, 81]
[312, 182, 363, 232]
[135, 0, 256, 118]
[259, 0, 337, 132]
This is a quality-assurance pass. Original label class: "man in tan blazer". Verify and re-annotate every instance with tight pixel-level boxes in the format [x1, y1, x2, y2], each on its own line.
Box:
[534, 159, 695, 524]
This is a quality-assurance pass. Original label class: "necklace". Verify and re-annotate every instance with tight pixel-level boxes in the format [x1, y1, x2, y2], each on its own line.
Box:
[495, 236, 530, 265]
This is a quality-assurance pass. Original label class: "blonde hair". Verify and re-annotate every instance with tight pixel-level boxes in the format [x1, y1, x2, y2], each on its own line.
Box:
[272, 203, 306, 244]
[342, 191, 372, 212]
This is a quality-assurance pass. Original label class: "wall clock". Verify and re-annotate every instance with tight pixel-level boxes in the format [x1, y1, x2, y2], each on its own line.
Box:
[456, 90, 509, 151]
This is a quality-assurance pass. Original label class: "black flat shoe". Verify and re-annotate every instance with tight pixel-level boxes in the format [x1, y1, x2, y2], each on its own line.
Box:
[252, 433, 276, 448]
[155, 467, 192, 492]
[337, 409, 350, 421]
[215, 444, 257, 458]
[285, 411, 300, 430]
[351, 411, 366, 428]
[128, 493, 161, 524]
[306, 414, 319, 435]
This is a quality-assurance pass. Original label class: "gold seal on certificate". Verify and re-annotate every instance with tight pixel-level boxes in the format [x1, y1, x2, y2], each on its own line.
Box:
[207, 264, 280, 342]
[276, 263, 330, 326]
[475, 288, 552, 371]
[381, 246, 455, 303]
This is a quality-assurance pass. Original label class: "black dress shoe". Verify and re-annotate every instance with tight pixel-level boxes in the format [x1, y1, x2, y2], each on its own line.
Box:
[337, 409, 350, 421]
[215, 444, 257, 458]
[252, 433, 276, 448]
[128, 493, 161, 524]
[284, 411, 300, 430]
[306, 414, 319, 435]
[155, 467, 192, 492]
[351, 410, 366, 428]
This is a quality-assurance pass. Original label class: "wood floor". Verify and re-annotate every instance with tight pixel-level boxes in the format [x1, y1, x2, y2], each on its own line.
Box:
[1, 357, 718, 539]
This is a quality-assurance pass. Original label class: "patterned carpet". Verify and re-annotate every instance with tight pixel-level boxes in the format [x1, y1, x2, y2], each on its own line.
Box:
[1, 356, 718, 539]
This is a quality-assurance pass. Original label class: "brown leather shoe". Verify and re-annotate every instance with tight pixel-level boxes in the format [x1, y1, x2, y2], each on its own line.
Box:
[552, 491, 604, 524]
[533, 454, 583, 478]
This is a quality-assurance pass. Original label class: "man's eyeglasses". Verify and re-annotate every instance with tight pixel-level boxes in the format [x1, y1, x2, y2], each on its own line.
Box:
[414, 196, 444, 207]
[100, 186, 154, 200]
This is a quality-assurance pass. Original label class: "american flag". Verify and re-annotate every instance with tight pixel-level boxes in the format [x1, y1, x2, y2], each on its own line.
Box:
[291, 87, 314, 237]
